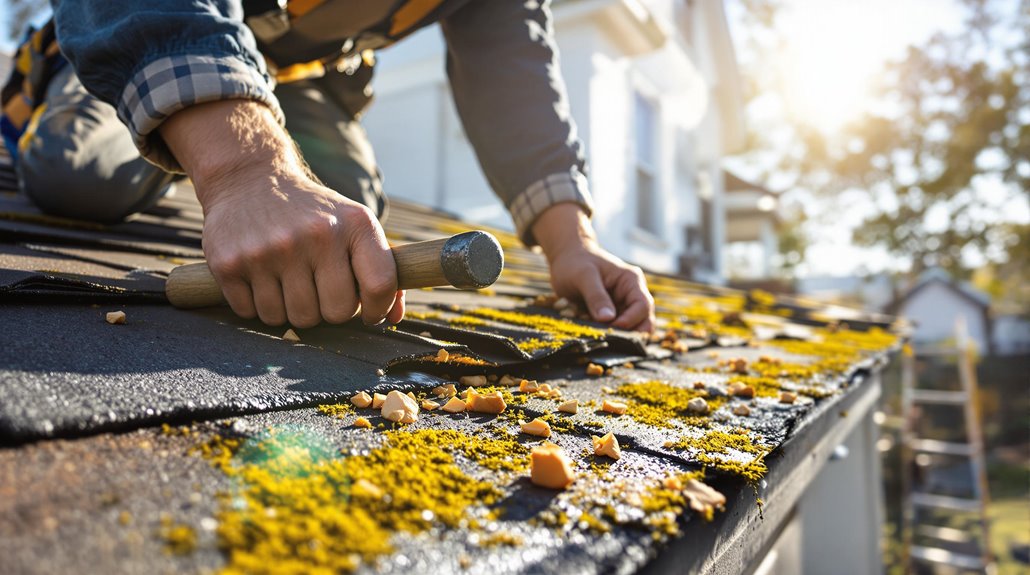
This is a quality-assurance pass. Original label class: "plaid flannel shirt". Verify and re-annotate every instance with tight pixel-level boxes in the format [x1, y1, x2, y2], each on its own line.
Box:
[52, 0, 593, 244]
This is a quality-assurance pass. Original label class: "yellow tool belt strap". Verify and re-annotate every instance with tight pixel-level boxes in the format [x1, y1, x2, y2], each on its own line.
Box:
[268, 0, 443, 84]
[390, 0, 445, 36]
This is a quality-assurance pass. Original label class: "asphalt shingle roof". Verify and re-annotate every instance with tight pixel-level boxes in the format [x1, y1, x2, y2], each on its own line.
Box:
[0, 184, 901, 574]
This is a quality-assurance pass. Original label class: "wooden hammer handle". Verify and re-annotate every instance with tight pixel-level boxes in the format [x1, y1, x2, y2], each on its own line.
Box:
[166, 236, 459, 309]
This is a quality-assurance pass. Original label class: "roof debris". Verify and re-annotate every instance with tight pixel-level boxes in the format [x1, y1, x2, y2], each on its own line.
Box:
[591, 432, 621, 460]
[601, 399, 628, 416]
[381, 390, 419, 423]
[530, 442, 576, 489]
[520, 418, 552, 438]
[350, 391, 372, 408]
[105, 310, 126, 324]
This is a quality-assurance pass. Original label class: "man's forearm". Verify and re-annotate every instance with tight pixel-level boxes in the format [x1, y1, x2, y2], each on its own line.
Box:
[531, 203, 598, 262]
[159, 100, 299, 206]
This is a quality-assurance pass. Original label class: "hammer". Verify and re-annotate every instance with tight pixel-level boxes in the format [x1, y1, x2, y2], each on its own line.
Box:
[164, 231, 504, 309]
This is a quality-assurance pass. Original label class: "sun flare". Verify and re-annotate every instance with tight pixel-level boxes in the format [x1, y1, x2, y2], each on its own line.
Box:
[772, 0, 963, 134]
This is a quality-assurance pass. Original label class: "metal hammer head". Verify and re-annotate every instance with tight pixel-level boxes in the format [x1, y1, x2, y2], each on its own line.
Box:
[440, 231, 504, 289]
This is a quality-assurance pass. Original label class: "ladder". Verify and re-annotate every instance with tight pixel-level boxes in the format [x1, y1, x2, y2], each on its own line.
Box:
[900, 319, 995, 574]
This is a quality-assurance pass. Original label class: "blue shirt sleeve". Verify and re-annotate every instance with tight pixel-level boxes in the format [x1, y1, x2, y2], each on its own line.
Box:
[441, 0, 595, 245]
[52, 0, 283, 172]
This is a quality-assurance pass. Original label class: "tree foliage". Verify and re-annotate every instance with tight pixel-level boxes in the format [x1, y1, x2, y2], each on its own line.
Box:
[797, 0, 1029, 279]
[3, 0, 48, 45]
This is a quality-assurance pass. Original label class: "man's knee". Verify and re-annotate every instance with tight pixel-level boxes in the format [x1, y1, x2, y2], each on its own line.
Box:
[18, 69, 173, 223]
[19, 147, 174, 224]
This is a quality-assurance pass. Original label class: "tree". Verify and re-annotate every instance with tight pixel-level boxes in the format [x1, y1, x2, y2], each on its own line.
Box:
[3, 0, 48, 46]
[796, 0, 1029, 280]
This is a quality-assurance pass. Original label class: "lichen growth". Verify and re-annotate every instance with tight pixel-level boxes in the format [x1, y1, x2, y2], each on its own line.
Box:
[537, 411, 577, 433]
[447, 315, 487, 327]
[766, 327, 898, 366]
[316, 403, 353, 418]
[477, 532, 524, 547]
[468, 308, 604, 339]
[696, 452, 767, 483]
[192, 427, 528, 574]
[614, 381, 726, 428]
[515, 337, 565, 354]
[667, 429, 767, 456]
[666, 429, 769, 482]
[160, 517, 197, 555]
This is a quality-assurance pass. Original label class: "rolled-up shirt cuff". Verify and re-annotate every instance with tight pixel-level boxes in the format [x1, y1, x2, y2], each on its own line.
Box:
[509, 168, 595, 246]
[117, 54, 284, 173]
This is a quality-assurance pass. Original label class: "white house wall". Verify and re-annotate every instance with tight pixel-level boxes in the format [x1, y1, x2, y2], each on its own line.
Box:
[363, 1, 729, 277]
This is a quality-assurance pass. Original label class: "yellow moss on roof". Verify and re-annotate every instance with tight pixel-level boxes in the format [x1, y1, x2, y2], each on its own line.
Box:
[316, 403, 353, 418]
[668, 429, 767, 456]
[160, 518, 197, 555]
[638, 473, 712, 533]
[665, 430, 770, 483]
[614, 381, 727, 428]
[467, 308, 605, 341]
[186, 426, 531, 574]
[696, 452, 768, 483]
[446, 315, 487, 327]
[477, 531, 524, 547]
[514, 337, 565, 354]
[767, 327, 897, 362]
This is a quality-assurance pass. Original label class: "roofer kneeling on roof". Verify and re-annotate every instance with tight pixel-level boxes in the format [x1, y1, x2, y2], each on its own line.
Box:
[1, 0, 655, 332]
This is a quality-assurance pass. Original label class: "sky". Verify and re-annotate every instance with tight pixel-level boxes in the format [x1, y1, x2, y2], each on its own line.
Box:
[1, 2, 51, 53]
[724, 0, 1027, 278]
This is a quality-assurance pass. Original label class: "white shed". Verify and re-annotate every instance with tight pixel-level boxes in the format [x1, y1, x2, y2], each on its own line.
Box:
[889, 268, 993, 355]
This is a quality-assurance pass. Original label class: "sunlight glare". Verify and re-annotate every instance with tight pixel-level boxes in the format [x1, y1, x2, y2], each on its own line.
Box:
[775, 0, 964, 134]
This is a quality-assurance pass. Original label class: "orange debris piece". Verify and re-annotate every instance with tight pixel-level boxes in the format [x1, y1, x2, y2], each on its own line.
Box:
[350, 391, 373, 409]
[381, 390, 419, 424]
[529, 442, 576, 489]
[591, 432, 621, 460]
[432, 384, 457, 398]
[520, 418, 552, 438]
[467, 391, 507, 414]
[441, 396, 467, 413]
[519, 379, 540, 393]
[371, 393, 387, 409]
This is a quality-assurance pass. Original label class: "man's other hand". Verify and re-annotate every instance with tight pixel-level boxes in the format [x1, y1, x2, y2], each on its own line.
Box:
[160, 100, 404, 328]
[532, 204, 655, 333]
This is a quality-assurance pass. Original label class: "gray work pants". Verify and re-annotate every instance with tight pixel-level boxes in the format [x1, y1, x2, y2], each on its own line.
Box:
[18, 65, 386, 223]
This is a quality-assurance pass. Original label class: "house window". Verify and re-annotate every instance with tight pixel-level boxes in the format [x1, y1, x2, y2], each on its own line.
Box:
[634, 92, 659, 234]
